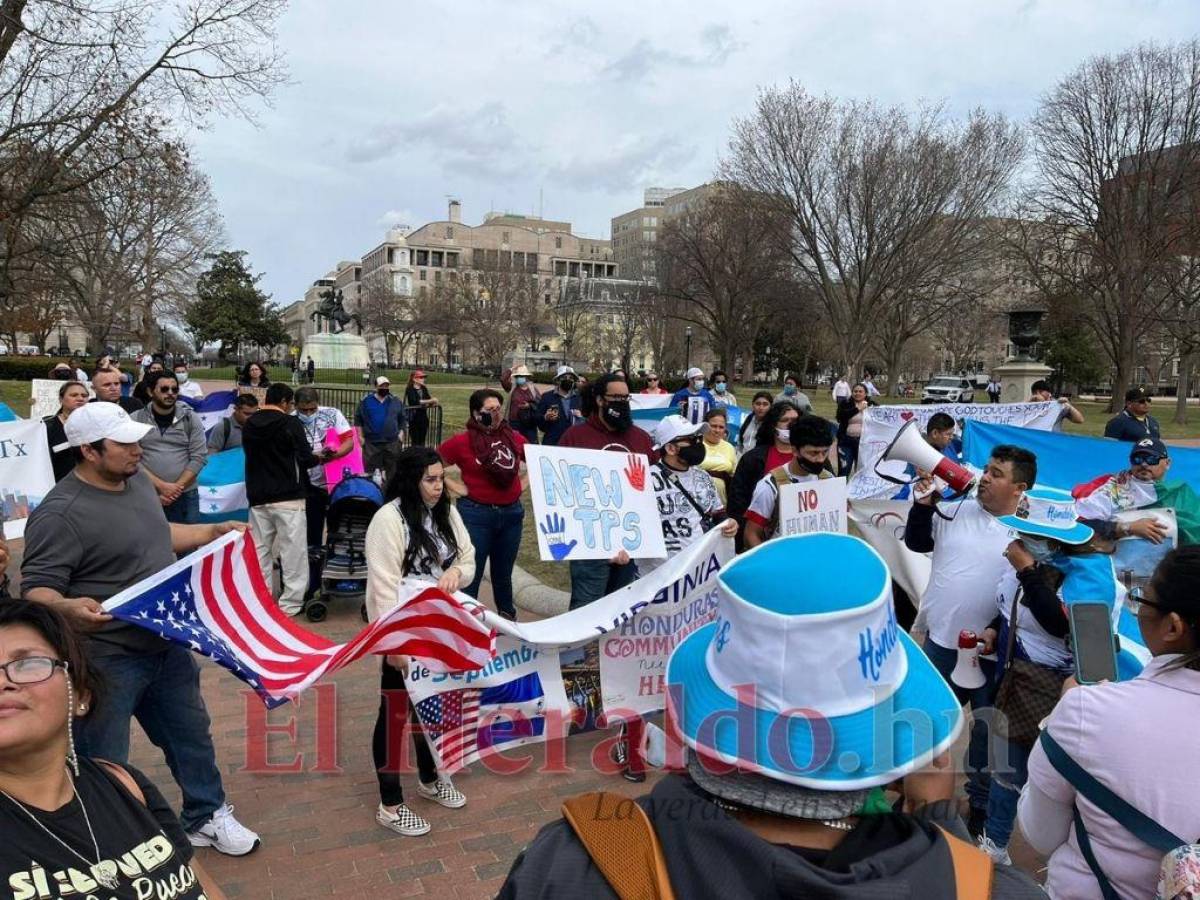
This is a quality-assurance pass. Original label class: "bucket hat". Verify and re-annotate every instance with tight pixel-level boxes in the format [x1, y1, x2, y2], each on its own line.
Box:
[995, 485, 1094, 545]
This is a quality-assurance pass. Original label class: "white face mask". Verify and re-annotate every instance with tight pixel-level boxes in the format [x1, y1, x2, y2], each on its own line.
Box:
[776, 427, 792, 445]
[175, 371, 188, 382]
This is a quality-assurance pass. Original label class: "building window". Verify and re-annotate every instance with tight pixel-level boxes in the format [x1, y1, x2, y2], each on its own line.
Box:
[501, 250, 513, 268]
[544, 293, 551, 306]
[431, 251, 443, 267]
[526, 252, 538, 271]
[643, 231, 652, 241]
[446, 252, 458, 268]
[398, 250, 408, 265]
[502, 231, 510, 244]
[473, 248, 486, 266]
[555, 236, 562, 249]
[419, 286, 427, 298]
[445, 226, 454, 239]
[387, 248, 394, 264]
[416, 249, 429, 266]
[434, 270, 442, 283]
[419, 270, 427, 281]
[554, 260, 567, 276]
[485, 248, 498, 265]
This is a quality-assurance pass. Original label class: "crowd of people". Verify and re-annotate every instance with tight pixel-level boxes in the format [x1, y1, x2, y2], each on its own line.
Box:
[2, 360, 1197, 898]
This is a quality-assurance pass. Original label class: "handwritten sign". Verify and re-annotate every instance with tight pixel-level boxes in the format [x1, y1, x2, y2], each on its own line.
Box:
[0, 419, 54, 539]
[524, 444, 667, 562]
[778, 476, 848, 537]
[30, 379, 94, 419]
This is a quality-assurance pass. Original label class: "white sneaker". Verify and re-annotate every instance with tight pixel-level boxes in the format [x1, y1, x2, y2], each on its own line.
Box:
[416, 777, 467, 809]
[977, 833, 1013, 866]
[376, 803, 431, 836]
[188, 804, 260, 856]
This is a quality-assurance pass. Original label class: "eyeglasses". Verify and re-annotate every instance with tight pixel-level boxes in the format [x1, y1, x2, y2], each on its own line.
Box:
[0, 656, 66, 685]
[1126, 585, 1170, 616]
[646, 377, 659, 382]
[1131, 454, 1164, 466]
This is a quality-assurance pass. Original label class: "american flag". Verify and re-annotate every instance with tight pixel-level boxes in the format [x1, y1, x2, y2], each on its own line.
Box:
[102, 531, 495, 708]
[414, 672, 546, 772]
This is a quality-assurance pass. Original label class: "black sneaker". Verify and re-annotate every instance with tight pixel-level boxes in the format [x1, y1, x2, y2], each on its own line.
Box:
[966, 806, 987, 841]
[622, 766, 647, 783]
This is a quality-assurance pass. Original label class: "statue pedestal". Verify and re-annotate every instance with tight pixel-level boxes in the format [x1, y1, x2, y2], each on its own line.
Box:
[301, 332, 370, 371]
[994, 359, 1053, 403]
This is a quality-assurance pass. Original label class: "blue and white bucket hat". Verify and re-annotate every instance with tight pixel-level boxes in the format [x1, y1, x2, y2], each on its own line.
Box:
[666, 533, 963, 790]
[995, 485, 1094, 545]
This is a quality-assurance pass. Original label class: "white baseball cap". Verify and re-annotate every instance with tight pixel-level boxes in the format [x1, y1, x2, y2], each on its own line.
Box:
[685, 366, 704, 380]
[555, 365, 576, 378]
[375, 375, 391, 386]
[65, 402, 151, 446]
[654, 414, 708, 449]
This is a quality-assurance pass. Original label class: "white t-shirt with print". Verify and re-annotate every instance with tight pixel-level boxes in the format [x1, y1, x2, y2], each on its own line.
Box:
[641, 464, 723, 574]
[744, 467, 821, 530]
[994, 567, 1072, 671]
[297, 406, 350, 488]
[921, 497, 1015, 650]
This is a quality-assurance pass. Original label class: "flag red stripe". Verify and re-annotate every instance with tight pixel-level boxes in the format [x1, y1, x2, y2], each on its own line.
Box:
[219, 542, 329, 662]
[235, 534, 336, 651]
[330, 619, 492, 670]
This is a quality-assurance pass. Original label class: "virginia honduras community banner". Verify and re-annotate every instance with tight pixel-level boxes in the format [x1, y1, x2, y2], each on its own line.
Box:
[0, 419, 54, 539]
[524, 444, 668, 562]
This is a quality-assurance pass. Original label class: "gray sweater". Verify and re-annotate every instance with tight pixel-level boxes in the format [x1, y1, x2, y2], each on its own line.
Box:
[132, 404, 207, 487]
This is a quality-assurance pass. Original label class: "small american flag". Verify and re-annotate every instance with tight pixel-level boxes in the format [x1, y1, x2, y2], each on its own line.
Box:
[103, 531, 494, 708]
[415, 672, 546, 772]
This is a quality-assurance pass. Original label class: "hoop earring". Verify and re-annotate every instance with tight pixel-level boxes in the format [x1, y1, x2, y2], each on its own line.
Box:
[65, 680, 80, 777]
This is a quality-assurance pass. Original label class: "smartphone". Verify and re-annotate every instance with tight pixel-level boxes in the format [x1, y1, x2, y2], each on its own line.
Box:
[1069, 602, 1118, 685]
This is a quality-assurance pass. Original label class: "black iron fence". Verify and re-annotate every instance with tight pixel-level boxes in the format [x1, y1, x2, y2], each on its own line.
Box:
[303, 386, 444, 448]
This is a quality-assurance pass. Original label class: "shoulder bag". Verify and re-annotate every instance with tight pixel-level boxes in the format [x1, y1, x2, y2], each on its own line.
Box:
[993, 586, 1068, 746]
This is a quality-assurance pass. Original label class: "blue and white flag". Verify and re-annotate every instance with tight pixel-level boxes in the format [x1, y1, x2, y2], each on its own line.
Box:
[180, 389, 238, 435]
[197, 447, 247, 523]
[630, 394, 743, 430]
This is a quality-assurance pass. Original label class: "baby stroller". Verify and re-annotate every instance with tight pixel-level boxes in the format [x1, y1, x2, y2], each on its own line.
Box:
[305, 474, 386, 622]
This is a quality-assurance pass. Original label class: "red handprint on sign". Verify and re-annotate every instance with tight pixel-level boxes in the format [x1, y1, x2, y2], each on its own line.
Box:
[623, 454, 646, 491]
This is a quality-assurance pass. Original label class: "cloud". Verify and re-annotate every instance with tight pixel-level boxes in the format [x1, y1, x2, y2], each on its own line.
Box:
[376, 208, 415, 228]
[602, 23, 745, 82]
[346, 101, 523, 178]
[546, 136, 699, 193]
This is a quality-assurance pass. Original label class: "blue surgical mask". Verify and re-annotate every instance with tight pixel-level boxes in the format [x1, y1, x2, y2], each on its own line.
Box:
[714, 382, 726, 393]
[298, 412, 317, 425]
[693, 379, 705, 390]
[515, 376, 528, 386]
[1021, 537, 1058, 563]
[783, 384, 796, 395]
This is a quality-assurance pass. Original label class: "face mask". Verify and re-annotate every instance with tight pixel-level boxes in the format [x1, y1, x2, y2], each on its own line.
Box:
[515, 376, 527, 386]
[797, 455, 826, 475]
[1022, 537, 1057, 563]
[175, 372, 188, 382]
[298, 412, 316, 425]
[783, 384, 796, 395]
[53, 370, 71, 380]
[776, 427, 792, 445]
[692, 379, 705, 391]
[714, 382, 726, 393]
[678, 442, 707, 466]
[558, 379, 575, 391]
[603, 399, 632, 431]
[478, 411, 495, 428]
[377, 387, 390, 396]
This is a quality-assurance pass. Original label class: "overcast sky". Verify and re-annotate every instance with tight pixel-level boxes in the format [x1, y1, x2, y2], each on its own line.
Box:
[189, 0, 1200, 306]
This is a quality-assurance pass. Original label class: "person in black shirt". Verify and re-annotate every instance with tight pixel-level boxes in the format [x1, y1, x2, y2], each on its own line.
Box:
[0, 601, 224, 898]
[42, 381, 90, 482]
[1103, 386, 1161, 443]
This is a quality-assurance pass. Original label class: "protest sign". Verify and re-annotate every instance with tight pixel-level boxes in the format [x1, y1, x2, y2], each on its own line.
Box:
[0, 419, 54, 539]
[30, 378, 94, 418]
[778, 476, 848, 537]
[323, 426, 364, 490]
[406, 636, 570, 773]
[599, 529, 732, 717]
[849, 401, 1061, 500]
[524, 444, 666, 561]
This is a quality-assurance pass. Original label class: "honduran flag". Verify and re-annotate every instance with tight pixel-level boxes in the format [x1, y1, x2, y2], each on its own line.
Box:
[197, 448, 247, 523]
[630, 394, 743, 430]
[102, 530, 496, 708]
[180, 389, 239, 435]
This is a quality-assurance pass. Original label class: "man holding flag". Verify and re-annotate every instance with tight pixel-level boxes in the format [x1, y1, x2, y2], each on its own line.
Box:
[19, 402, 262, 857]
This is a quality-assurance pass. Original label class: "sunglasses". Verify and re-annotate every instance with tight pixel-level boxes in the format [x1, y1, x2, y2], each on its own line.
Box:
[157, 386, 180, 394]
[1131, 454, 1164, 466]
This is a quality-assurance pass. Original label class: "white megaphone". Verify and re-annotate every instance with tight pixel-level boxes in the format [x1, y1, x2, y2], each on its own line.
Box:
[950, 630, 987, 690]
[879, 420, 976, 495]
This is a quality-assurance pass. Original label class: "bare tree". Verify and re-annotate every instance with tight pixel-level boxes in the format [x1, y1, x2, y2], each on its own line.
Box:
[1017, 40, 1200, 411]
[358, 273, 426, 365]
[554, 292, 592, 370]
[655, 185, 793, 372]
[724, 84, 1023, 383]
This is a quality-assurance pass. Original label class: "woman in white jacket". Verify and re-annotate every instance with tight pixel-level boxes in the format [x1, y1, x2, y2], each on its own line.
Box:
[365, 446, 476, 838]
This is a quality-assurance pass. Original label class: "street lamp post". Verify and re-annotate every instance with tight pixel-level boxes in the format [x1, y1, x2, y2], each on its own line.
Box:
[685, 326, 693, 371]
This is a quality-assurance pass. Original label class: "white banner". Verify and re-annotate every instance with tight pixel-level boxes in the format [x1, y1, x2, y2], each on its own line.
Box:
[0, 419, 54, 539]
[847, 499, 930, 609]
[405, 636, 570, 773]
[524, 444, 667, 561]
[31, 378, 94, 419]
[849, 401, 1061, 500]
[779, 477, 849, 536]
[599, 529, 733, 717]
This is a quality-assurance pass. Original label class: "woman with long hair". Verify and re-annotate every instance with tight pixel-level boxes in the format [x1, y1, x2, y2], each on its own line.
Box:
[364, 446, 476, 838]
[728, 401, 801, 547]
[0, 601, 225, 898]
[43, 381, 90, 481]
[835, 382, 877, 475]
[736, 390, 773, 454]
[438, 389, 526, 620]
[403, 370, 438, 447]
[237, 361, 270, 388]
[1019, 545, 1200, 899]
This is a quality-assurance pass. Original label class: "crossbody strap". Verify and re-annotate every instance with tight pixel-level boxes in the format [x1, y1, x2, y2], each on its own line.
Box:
[1002, 587, 1022, 671]
[659, 463, 710, 522]
[936, 826, 994, 900]
[562, 792, 675, 900]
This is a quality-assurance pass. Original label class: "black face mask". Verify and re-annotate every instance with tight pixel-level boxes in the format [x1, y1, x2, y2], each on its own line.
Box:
[797, 455, 827, 475]
[603, 399, 632, 431]
[377, 387, 390, 396]
[558, 378, 575, 392]
[52, 370, 71, 380]
[677, 442, 707, 466]
[478, 411, 495, 428]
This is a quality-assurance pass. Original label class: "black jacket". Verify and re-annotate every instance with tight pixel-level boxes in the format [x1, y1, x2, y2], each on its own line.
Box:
[728, 445, 770, 528]
[835, 397, 877, 440]
[242, 410, 320, 506]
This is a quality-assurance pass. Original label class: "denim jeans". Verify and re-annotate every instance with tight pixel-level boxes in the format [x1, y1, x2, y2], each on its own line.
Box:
[75, 644, 225, 831]
[457, 497, 524, 617]
[985, 734, 1031, 848]
[922, 636, 998, 812]
[163, 489, 200, 524]
[569, 558, 639, 610]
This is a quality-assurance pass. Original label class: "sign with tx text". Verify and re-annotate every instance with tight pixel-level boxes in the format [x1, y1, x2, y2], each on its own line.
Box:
[524, 444, 667, 562]
[31, 378, 94, 418]
[778, 476, 849, 537]
[0, 419, 54, 539]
